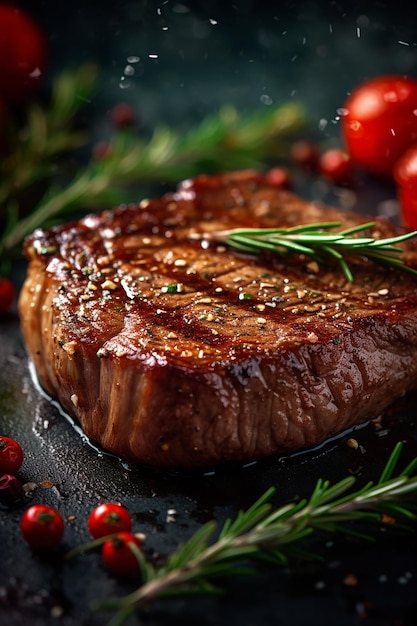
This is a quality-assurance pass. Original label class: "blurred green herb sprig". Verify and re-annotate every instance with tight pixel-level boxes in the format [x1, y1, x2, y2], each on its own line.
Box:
[0, 64, 307, 274]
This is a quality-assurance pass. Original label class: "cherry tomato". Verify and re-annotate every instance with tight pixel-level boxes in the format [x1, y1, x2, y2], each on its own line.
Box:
[92, 140, 112, 161]
[20, 504, 65, 549]
[0, 436, 24, 473]
[290, 140, 319, 171]
[110, 102, 138, 129]
[0, 277, 15, 313]
[265, 166, 292, 189]
[341, 75, 417, 178]
[318, 148, 352, 185]
[0, 5, 47, 103]
[393, 143, 417, 229]
[88, 502, 132, 539]
[101, 531, 143, 576]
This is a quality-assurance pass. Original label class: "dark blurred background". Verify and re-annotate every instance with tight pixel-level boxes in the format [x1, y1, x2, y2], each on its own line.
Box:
[17, 0, 417, 142]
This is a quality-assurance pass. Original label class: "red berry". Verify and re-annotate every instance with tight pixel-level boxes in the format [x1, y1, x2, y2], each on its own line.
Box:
[319, 148, 352, 185]
[20, 504, 65, 549]
[101, 531, 143, 577]
[0, 5, 47, 103]
[110, 103, 138, 129]
[88, 502, 132, 539]
[265, 167, 292, 189]
[92, 140, 113, 161]
[0, 436, 24, 473]
[0, 277, 15, 313]
[290, 140, 319, 171]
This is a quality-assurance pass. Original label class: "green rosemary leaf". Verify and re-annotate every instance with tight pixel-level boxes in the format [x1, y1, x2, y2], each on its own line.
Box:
[369, 230, 417, 247]
[157, 580, 225, 599]
[307, 476, 356, 508]
[132, 544, 156, 584]
[186, 561, 257, 580]
[285, 221, 343, 233]
[375, 500, 417, 521]
[338, 221, 377, 235]
[254, 550, 289, 566]
[325, 525, 377, 543]
[378, 441, 403, 483]
[256, 500, 308, 527]
[355, 477, 411, 502]
[228, 234, 283, 254]
[331, 237, 376, 246]
[266, 237, 317, 255]
[290, 233, 345, 243]
[400, 456, 417, 477]
[301, 478, 326, 508]
[164, 520, 217, 570]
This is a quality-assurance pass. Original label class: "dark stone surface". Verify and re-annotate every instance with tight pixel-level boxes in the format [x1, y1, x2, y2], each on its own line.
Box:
[2, 2, 417, 624]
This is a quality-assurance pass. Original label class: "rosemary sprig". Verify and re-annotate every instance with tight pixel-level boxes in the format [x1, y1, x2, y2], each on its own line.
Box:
[68, 443, 417, 625]
[207, 221, 417, 281]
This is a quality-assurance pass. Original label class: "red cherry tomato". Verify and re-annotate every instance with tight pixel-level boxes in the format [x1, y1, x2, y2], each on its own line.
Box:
[20, 504, 65, 549]
[110, 102, 138, 129]
[318, 148, 352, 185]
[0, 277, 15, 313]
[341, 75, 417, 178]
[393, 143, 417, 229]
[101, 531, 143, 576]
[0, 5, 47, 103]
[88, 502, 132, 539]
[265, 166, 292, 189]
[0, 436, 24, 473]
[290, 140, 319, 171]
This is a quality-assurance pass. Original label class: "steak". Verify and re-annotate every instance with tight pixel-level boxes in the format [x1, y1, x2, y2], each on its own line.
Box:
[18, 169, 417, 467]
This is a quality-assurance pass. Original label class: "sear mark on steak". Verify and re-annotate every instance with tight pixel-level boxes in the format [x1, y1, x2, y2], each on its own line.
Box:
[18, 169, 417, 467]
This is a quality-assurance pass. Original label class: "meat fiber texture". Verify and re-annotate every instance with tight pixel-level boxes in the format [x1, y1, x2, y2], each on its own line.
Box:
[19, 170, 417, 467]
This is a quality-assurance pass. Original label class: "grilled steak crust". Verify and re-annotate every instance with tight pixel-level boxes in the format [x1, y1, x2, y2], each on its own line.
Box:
[19, 169, 417, 467]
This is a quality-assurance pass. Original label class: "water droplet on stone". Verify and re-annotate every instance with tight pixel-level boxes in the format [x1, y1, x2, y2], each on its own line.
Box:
[119, 77, 132, 89]
[260, 94, 272, 105]
[124, 64, 135, 76]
